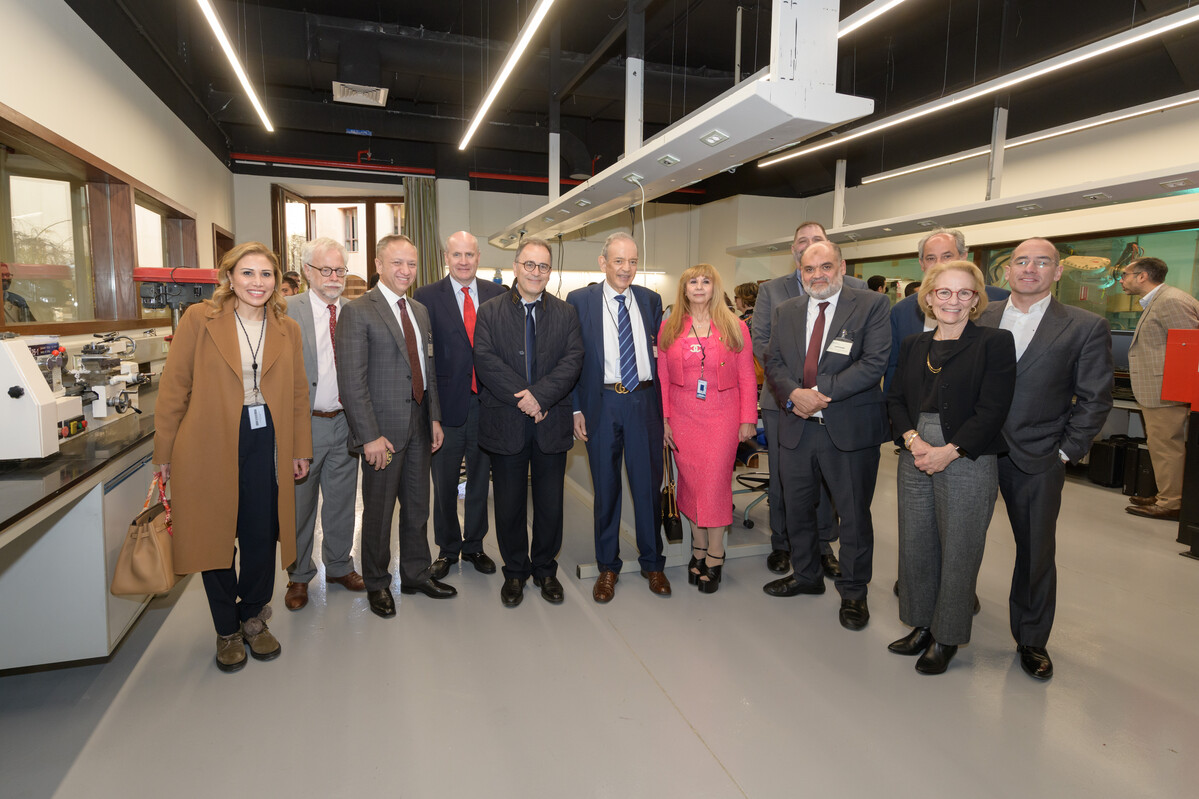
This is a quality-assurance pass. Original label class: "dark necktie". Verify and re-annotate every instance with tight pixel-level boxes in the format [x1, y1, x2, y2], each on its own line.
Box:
[525, 301, 538, 384]
[327, 304, 337, 358]
[397, 298, 425, 404]
[615, 294, 639, 391]
[803, 301, 829, 390]
[462, 286, 477, 393]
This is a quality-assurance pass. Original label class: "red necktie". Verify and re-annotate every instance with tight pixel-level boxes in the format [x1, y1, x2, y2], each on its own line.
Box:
[803, 301, 828, 390]
[397, 298, 425, 404]
[327, 304, 337, 357]
[462, 286, 477, 393]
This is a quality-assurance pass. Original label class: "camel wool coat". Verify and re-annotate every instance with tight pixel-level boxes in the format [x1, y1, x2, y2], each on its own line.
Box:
[153, 301, 312, 574]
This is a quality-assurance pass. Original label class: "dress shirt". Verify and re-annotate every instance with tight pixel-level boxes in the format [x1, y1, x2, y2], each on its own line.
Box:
[451, 276, 479, 319]
[999, 293, 1051, 361]
[600, 281, 653, 383]
[1138, 283, 1164, 311]
[805, 289, 841, 418]
[309, 297, 343, 412]
[376, 282, 428, 386]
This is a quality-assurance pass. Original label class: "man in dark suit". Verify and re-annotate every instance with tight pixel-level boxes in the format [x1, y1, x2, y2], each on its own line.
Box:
[475, 238, 583, 608]
[980, 237, 1113, 680]
[283, 238, 366, 611]
[413, 230, 505, 578]
[763, 240, 891, 631]
[753, 221, 868, 579]
[567, 232, 670, 603]
[886, 228, 1010, 390]
[336, 234, 456, 619]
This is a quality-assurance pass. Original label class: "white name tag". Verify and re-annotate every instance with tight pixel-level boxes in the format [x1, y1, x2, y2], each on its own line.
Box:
[826, 338, 853, 356]
[248, 404, 267, 429]
[696, 378, 708, 400]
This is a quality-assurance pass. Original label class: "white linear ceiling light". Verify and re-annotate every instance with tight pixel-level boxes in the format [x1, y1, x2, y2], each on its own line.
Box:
[196, 0, 274, 132]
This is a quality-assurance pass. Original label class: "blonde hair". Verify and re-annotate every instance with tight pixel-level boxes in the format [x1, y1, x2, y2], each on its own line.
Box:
[209, 241, 286, 318]
[918, 261, 988, 321]
[660, 264, 744, 351]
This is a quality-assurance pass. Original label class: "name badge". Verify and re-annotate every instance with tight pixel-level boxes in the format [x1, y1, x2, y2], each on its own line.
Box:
[826, 337, 853, 356]
[653, 345, 659, 359]
[248, 404, 267, 430]
[696, 378, 708, 400]
[426, 341, 434, 358]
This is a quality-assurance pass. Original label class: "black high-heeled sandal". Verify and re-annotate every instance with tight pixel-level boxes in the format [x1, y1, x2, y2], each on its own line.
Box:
[697, 554, 725, 594]
[688, 546, 707, 586]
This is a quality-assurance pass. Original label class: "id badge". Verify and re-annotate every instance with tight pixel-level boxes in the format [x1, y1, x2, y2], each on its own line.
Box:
[653, 345, 659, 359]
[696, 378, 708, 400]
[827, 336, 854, 356]
[248, 404, 267, 430]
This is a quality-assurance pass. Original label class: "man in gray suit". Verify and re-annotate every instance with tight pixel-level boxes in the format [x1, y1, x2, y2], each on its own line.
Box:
[337, 234, 455, 619]
[980, 237, 1112, 680]
[762, 240, 891, 631]
[283, 238, 366, 611]
[753, 221, 867, 578]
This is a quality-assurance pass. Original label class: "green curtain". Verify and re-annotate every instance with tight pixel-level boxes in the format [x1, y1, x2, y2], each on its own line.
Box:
[403, 176, 443, 290]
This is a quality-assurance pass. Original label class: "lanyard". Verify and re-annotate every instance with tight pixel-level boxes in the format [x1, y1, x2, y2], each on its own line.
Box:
[689, 320, 708, 380]
[234, 311, 266, 403]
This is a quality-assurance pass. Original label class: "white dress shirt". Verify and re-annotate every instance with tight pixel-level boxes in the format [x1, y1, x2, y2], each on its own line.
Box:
[309, 297, 343, 412]
[999, 293, 1051, 361]
[376, 282, 428, 386]
[601, 282, 653, 383]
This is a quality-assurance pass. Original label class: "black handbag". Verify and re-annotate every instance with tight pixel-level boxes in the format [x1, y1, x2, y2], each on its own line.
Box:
[661, 445, 684, 543]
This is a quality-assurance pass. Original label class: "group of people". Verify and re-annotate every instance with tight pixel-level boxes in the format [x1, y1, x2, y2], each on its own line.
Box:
[152, 218, 1197, 679]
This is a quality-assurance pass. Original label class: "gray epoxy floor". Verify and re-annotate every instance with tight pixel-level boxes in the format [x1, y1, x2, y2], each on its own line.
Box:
[3, 447, 1198, 798]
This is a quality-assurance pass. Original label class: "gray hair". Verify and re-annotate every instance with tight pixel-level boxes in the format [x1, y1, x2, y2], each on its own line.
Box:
[600, 231, 637, 260]
[301, 237, 348, 267]
[515, 237, 553, 265]
[917, 228, 967, 260]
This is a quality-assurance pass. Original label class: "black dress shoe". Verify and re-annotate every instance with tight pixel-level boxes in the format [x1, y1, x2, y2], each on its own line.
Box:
[532, 575, 565, 604]
[1017, 645, 1054, 680]
[839, 598, 869, 631]
[821, 553, 842, 579]
[462, 551, 497, 574]
[400, 579, 457, 599]
[915, 642, 958, 674]
[500, 577, 525, 607]
[888, 627, 932, 655]
[429, 557, 453, 581]
[763, 575, 825, 597]
[367, 588, 396, 618]
[766, 549, 791, 574]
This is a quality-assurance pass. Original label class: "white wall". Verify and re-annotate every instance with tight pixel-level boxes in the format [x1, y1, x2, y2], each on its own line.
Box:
[1, 0, 234, 268]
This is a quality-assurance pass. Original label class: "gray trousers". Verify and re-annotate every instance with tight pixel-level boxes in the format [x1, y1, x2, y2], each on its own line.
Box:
[897, 413, 998, 646]
[290, 412, 359, 582]
[763, 407, 838, 556]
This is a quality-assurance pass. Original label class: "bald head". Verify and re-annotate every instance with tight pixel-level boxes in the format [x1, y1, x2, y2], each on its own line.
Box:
[444, 230, 481, 285]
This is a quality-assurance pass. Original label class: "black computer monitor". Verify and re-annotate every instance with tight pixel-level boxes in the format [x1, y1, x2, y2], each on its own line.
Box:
[1111, 329, 1133, 373]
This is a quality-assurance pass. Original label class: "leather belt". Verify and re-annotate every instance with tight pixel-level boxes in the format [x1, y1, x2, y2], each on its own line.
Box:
[803, 415, 826, 425]
[312, 409, 343, 418]
[603, 380, 653, 394]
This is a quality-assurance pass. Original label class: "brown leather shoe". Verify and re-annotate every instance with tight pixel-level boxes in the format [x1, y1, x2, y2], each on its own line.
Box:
[641, 570, 671, 597]
[1127, 495, 1158, 507]
[593, 570, 618, 603]
[327, 570, 366, 591]
[284, 581, 308, 611]
[1126, 504, 1180, 521]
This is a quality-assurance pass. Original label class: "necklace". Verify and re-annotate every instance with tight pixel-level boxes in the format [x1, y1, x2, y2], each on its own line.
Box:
[234, 310, 267, 402]
[926, 353, 942, 374]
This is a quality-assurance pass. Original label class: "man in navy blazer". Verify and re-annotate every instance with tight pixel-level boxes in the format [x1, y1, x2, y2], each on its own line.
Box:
[763, 240, 891, 631]
[567, 232, 670, 603]
[413, 231, 505, 578]
[886, 228, 1010, 390]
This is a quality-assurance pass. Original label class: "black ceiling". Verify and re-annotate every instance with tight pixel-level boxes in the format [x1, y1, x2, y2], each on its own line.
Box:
[67, 0, 1199, 204]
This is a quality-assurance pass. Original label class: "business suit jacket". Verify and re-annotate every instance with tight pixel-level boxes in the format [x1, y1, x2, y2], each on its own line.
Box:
[474, 289, 583, 456]
[287, 291, 333, 411]
[567, 282, 664, 424]
[335, 288, 441, 449]
[886, 284, 1010, 390]
[887, 322, 1016, 458]
[765, 285, 892, 452]
[978, 298, 1112, 470]
[413, 276, 506, 426]
[154, 302, 312, 574]
[1128, 284, 1199, 408]
[753, 271, 866, 411]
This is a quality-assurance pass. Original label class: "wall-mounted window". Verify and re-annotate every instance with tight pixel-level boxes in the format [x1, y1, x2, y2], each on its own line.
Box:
[342, 207, 359, 252]
[380, 202, 403, 236]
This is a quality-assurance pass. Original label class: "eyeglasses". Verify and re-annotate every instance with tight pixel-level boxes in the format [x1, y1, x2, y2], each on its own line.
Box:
[932, 288, 978, 301]
[1121, 269, 1142, 280]
[306, 263, 348, 277]
[517, 260, 552, 274]
[1010, 257, 1056, 269]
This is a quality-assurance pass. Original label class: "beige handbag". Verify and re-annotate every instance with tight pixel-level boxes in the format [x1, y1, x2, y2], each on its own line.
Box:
[111, 474, 178, 596]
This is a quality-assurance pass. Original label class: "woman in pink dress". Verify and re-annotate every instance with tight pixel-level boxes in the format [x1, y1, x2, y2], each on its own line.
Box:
[658, 264, 758, 593]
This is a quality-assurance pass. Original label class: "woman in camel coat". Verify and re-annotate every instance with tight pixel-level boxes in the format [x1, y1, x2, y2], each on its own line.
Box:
[154, 241, 311, 673]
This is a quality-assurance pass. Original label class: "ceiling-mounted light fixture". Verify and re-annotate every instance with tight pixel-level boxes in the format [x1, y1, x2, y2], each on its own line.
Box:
[701, 130, 730, 146]
[458, 0, 557, 150]
[838, 0, 911, 39]
[762, 7, 1199, 169]
[196, 0, 274, 132]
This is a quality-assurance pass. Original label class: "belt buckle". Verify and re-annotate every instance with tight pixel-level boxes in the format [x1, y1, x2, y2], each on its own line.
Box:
[615, 382, 630, 394]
